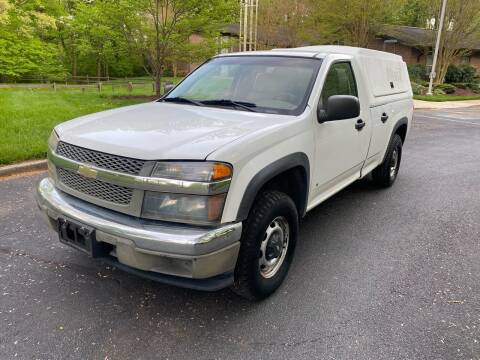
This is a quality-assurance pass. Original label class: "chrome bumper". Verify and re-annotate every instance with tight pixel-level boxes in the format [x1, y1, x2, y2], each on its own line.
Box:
[35, 177, 241, 281]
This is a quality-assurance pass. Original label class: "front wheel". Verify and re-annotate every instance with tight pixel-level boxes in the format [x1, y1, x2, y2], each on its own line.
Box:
[372, 134, 403, 187]
[231, 191, 298, 300]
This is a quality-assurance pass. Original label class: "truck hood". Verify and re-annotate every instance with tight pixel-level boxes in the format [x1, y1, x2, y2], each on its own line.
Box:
[56, 102, 287, 160]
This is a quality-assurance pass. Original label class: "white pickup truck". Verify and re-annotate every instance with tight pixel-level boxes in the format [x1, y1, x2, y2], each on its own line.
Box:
[36, 45, 413, 300]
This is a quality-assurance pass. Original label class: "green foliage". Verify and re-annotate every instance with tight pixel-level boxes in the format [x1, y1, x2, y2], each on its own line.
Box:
[433, 88, 446, 96]
[410, 82, 427, 96]
[407, 64, 428, 82]
[468, 82, 480, 93]
[0, 0, 238, 81]
[445, 64, 477, 84]
[434, 83, 456, 94]
[0, 1, 66, 80]
[397, 0, 431, 27]
[308, 0, 404, 47]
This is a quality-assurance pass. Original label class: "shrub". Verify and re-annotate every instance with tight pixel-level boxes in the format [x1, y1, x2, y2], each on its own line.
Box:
[468, 82, 480, 93]
[434, 83, 456, 94]
[452, 83, 468, 89]
[433, 88, 446, 96]
[408, 64, 428, 81]
[411, 82, 427, 95]
[445, 64, 477, 83]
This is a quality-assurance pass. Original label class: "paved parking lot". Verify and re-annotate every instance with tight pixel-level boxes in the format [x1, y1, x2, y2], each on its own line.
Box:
[1, 108, 479, 360]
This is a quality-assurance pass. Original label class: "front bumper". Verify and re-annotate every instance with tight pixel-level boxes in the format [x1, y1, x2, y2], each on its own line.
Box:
[35, 177, 242, 289]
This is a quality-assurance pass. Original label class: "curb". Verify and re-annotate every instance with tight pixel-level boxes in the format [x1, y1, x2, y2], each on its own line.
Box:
[0, 159, 47, 177]
[414, 99, 480, 110]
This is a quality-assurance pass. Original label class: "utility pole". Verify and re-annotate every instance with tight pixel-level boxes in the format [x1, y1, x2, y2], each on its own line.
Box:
[427, 0, 448, 96]
[239, 0, 258, 52]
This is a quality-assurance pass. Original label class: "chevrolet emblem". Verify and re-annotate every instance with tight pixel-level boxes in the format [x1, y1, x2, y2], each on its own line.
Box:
[78, 164, 98, 179]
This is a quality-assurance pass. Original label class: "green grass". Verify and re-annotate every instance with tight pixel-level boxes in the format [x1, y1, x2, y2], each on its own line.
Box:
[0, 89, 148, 165]
[414, 95, 480, 102]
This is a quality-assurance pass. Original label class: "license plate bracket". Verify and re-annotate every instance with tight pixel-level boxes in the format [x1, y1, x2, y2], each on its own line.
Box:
[57, 218, 110, 258]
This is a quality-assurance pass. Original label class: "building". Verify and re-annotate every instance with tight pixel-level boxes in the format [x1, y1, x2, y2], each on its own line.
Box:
[371, 25, 480, 74]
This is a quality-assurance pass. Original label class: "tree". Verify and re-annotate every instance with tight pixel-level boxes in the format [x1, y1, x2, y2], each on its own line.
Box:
[430, 0, 480, 83]
[257, 0, 311, 49]
[0, 0, 66, 80]
[307, 0, 404, 47]
[397, 0, 431, 27]
[124, 0, 238, 96]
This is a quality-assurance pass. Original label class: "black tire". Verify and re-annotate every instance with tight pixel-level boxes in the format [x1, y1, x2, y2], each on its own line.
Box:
[231, 191, 298, 301]
[372, 134, 403, 188]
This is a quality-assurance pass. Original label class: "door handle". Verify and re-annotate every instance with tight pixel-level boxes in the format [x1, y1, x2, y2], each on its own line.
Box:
[381, 113, 389, 123]
[355, 119, 366, 131]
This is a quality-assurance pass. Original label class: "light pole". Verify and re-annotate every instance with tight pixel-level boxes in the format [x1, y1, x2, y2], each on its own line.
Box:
[427, 0, 448, 96]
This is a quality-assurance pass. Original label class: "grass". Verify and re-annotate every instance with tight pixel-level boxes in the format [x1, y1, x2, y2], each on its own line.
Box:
[0, 89, 148, 165]
[414, 95, 480, 102]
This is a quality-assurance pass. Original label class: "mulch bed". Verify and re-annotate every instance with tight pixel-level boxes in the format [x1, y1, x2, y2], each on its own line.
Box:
[453, 88, 478, 96]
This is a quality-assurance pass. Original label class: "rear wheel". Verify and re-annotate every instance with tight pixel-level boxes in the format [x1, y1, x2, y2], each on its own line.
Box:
[232, 191, 298, 300]
[372, 134, 403, 187]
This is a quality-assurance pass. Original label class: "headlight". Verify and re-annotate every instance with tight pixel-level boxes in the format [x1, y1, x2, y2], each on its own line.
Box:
[143, 161, 232, 225]
[48, 129, 59, 151]
[151, 161, 232, 182]
[142, 192, 227, 225]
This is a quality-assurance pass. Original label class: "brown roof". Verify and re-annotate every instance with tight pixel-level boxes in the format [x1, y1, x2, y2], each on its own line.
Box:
[377, 25, 480, 51]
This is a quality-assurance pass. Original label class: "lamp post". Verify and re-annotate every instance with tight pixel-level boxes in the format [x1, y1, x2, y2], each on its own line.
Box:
[427, 0, 448, 96]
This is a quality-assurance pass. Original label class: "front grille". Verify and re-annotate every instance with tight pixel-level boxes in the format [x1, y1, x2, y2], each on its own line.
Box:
[57, 168, 133, 205]
[56, 142, 145, 175]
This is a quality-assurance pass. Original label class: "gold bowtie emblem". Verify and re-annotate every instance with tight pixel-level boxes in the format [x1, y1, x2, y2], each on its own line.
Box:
[78, 164, 98, 179]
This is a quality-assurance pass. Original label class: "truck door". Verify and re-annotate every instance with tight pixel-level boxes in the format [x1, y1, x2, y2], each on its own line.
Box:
[312, 61, 371, 200]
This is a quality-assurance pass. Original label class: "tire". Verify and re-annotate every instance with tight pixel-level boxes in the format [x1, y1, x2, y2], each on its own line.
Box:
[372, 134, 403, 188]
[231, 191, 298, 301]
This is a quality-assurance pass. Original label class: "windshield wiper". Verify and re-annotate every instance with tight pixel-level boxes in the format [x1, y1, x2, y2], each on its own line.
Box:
[162, 97, 204, 107]
[201, 99, 258, 112]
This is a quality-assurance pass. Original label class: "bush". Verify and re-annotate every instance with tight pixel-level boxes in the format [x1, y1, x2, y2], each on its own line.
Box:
[411, 82, 427, 95]
[408, 64, 428, 82]
[434, 83, 456, 94]
[469, 82, 480, 93]
[445, 64, 477, 83]
[452, 82, 468, 89]
[433, 88, 446, 96]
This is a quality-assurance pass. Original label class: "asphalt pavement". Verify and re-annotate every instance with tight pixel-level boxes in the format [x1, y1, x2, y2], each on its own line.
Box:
[1, 108, 479, 360]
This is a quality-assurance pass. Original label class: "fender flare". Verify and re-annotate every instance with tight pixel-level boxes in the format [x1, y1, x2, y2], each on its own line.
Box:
[236, 152, 310, 221]
[379, 116, 409, 164]
[392, 116, 409, 141]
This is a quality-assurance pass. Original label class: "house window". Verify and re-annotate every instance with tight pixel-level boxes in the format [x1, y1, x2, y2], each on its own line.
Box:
[217, 36, 234, 55]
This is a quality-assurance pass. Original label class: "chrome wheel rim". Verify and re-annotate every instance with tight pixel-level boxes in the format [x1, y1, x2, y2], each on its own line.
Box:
[390, 149, 399, 180]
[259, 216, 290, 279]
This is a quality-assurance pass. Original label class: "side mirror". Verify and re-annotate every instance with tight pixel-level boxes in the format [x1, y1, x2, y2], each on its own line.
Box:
[317, 95, 360, 123]
[164, 83, 175, 95]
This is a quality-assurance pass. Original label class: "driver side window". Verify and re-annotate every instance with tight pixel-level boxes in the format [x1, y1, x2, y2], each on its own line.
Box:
[320, 62, 358, 109]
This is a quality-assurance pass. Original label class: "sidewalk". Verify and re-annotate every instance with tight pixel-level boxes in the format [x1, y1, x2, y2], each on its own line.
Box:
[414, 99, 480, 109]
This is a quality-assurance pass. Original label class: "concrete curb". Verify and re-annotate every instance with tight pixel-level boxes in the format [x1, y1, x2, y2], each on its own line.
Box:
[0, 159, 47, 177]
[414, 99, 480, 110]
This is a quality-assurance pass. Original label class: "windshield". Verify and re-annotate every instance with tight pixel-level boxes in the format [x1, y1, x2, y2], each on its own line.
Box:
[163, 56, 322, 115]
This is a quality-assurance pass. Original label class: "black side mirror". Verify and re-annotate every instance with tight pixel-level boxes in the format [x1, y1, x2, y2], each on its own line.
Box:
[317, 95, 360, 123]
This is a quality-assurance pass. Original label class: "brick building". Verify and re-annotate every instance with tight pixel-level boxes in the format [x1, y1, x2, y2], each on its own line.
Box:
[371, 25, 480, 74]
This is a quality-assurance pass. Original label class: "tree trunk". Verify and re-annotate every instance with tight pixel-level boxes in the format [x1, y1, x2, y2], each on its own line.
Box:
[72, 51, 77, 78]
[154, 0, 162, 96]
[97, 57, 102, 79]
